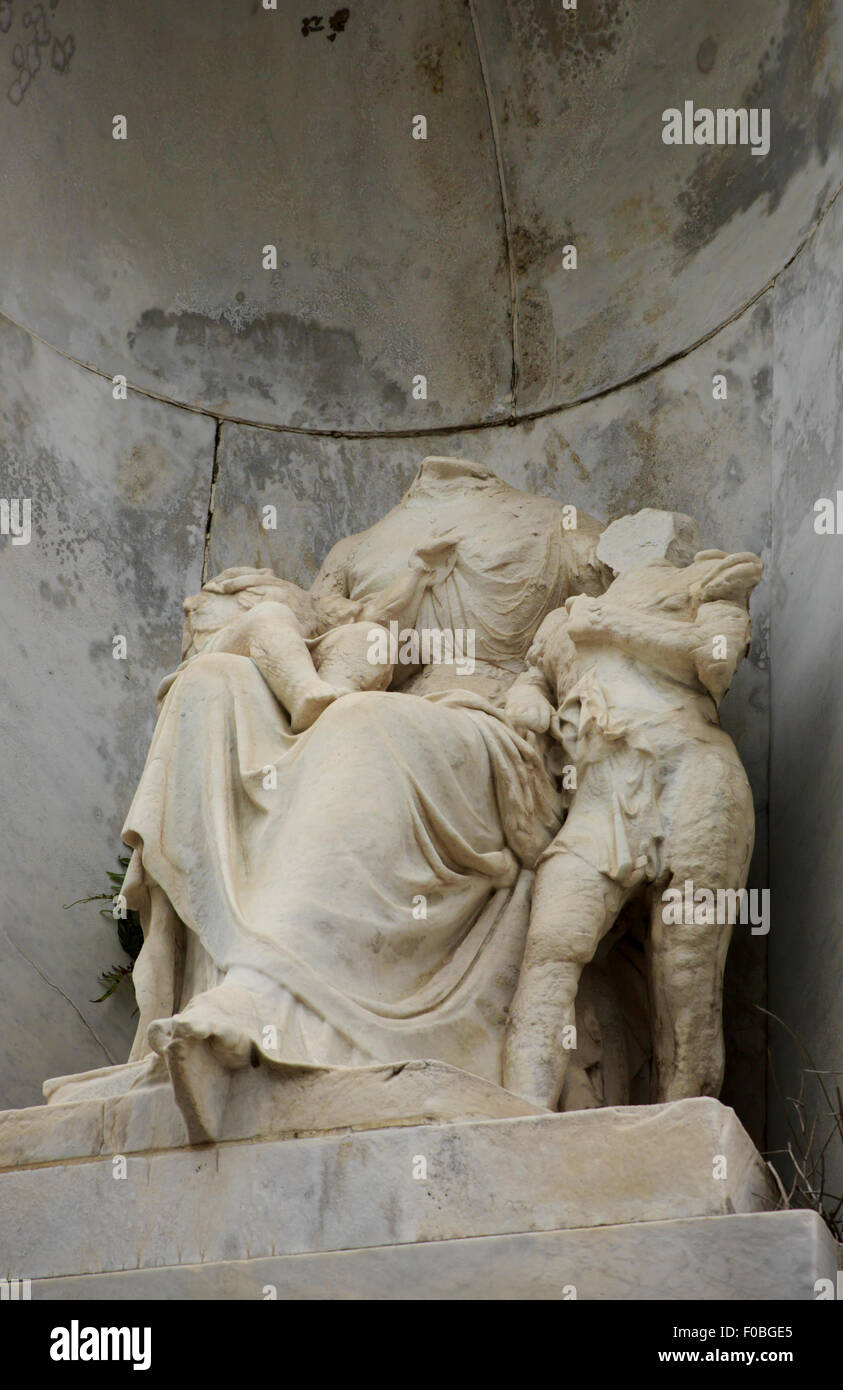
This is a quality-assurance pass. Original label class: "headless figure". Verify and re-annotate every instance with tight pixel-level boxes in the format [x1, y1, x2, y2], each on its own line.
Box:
[145, 535, 459, 1071]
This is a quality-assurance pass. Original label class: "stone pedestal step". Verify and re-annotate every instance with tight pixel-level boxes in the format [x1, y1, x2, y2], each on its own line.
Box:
[25, 1212, 842, 1302]
[1, 1098, 776, 1283]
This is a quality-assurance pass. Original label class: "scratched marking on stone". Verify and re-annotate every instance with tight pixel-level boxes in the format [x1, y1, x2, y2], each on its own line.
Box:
[4, 0, 75, 106]
[301, 9, 350, 42]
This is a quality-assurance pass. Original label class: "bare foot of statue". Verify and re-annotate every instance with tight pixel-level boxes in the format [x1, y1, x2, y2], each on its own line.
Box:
[148, 983, 267, 1070]
[284, 677, 340, 733]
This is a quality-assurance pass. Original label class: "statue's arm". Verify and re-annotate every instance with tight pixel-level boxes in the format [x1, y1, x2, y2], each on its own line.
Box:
[503, 613, 560, 735]
[310, 534, 357, 597]
[566, 594, 751, 699]
[566, 595, 700, 682]
[688, 600, 752, 703]
[359, 535, 459, 625]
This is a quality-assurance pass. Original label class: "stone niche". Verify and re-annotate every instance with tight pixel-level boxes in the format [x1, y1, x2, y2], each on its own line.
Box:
[1, 0, 841, 1302]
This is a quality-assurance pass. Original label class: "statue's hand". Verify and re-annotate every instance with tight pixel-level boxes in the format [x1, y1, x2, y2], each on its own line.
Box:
[202, 566, 279, 596]
[564, 595, 610, 641]
[504, 684, 554, 736]
[695, 552, 763, 605]
[409, 529, 460, 585]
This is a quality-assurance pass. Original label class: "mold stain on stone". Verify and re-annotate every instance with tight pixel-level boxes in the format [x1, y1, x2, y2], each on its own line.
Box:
[415, 39, 444, 94]
[697, 37, 718, 74]
[511, 215, 577, 278]
[752, 364, 773, 403]
[117, 441, 172, 506]
[127, 306, 409, 419]
[674, 0, 842, 259]
[512, 0, 628, 72]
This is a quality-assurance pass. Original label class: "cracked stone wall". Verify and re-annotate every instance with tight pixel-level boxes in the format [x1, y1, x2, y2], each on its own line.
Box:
[0, 1, 841, 1158]
[0, 316, 214, 1102]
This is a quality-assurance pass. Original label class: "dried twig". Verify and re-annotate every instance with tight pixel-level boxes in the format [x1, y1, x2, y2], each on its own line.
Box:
[760, 1008, 843, 1242]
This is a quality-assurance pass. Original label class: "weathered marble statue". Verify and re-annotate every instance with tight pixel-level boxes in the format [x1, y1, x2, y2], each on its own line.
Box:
[503, 521, 761, 1109]
[36, 456, 762, 1143]
[123, 458, 599, 1089]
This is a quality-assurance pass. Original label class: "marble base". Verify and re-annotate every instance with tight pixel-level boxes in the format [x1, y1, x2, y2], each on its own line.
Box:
[26, 1211, 840, 1301]
[1, 1058, 545, 1167]
[0, 1094, 793, 1299]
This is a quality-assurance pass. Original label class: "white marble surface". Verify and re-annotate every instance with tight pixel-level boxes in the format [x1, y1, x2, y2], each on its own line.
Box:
[27, 1211, 841, 1302]
[1, 1099, 775, 1281]
[0, 1059, 541, 1166]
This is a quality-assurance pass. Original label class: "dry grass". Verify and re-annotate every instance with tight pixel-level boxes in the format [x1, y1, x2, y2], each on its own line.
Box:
[761, 1008, 843, 1242]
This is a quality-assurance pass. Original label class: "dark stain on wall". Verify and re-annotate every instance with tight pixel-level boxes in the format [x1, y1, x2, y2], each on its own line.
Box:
[674, 0, 842, 258]
[128, 306, 410, 422]
[513, 0, 628, 70]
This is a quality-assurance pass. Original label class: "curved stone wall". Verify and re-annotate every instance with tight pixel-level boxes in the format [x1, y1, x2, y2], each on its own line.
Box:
[1, 0, 839, 426]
